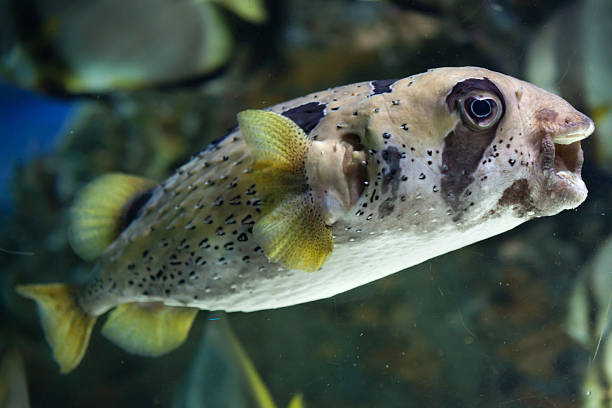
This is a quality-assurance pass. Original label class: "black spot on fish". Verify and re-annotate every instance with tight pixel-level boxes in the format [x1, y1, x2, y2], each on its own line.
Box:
[281, 102, 327, 135]
[441, 128, 496, 217]
[378, 197, 394, 218]
[442, 78, 505, 218]
[370, 79, 397, 95]
[120, 189, 154, 231]
[497, 179, 534, 217]
[380, 146, 402, 197]
[241, 214, 254, 225]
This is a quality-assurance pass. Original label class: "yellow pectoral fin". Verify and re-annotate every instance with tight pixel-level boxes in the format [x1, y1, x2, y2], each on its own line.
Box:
[237, 109, 310, 183]
[101, 303, 198, 357]
[254, 194, 332, 272]
[16, 284, 96, 374]
[237, 109, 333, 272]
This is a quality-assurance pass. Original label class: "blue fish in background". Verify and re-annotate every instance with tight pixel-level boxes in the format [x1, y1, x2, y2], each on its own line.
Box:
[0, 81, 74, 209]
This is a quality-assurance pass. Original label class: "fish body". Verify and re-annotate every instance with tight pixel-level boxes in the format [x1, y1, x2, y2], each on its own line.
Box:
[17, 67, 595, 372]
[83, 67, 593, 313]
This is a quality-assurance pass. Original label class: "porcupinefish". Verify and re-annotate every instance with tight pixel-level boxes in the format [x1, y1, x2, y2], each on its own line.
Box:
[17, 67, 595, 373]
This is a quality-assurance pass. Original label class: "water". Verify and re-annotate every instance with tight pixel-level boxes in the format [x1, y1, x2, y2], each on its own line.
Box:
[2, 0, 612, 407]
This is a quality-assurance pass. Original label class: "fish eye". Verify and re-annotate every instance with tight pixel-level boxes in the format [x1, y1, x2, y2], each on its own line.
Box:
[459, 95, 502, 130]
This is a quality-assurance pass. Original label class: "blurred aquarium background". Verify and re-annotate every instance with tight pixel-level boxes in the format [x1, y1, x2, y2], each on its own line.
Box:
[2, 0, 612, 407]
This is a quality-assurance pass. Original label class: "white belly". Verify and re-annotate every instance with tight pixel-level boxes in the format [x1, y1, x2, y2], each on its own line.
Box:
[199, 212, 525, 312]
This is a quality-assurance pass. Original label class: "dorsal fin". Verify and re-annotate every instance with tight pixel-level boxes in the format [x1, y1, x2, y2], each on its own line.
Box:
[237, 110, 333, 272]
[68, 173, 156, 261]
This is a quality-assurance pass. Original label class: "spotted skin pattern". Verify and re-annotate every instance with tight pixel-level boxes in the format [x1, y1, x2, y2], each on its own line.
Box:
[80, 80, 372, 314]
[79, 67, 594, 315]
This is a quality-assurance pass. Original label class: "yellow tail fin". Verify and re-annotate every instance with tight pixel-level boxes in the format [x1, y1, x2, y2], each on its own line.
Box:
[101, 303, 197, 357]
[16, 284, 96, 374]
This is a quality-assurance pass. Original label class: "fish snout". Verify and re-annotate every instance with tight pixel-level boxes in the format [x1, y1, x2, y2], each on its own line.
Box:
[536, 108, 595, 145]
[535, 108, 595, 213]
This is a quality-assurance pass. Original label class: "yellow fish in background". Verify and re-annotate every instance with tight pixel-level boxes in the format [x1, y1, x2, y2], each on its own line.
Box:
[17, 67, 595, 373]
[175, 317, 303, 408]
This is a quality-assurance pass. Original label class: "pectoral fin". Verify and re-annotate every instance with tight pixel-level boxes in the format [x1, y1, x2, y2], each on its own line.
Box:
[237, 110, 333, 272]
[254, 194, 332, 272]
[101, 303, 197, 357]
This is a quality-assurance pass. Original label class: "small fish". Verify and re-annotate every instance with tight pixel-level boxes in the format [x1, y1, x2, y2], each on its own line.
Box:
[1, 0, 266, 94]
[567, 237, 612, 405]
[526, 0, 612, 173]
[17, 67, 595, 373]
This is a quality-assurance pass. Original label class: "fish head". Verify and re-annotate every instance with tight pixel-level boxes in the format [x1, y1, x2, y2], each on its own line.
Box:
[422, 67, 595, 221]
[309, 67, 594, 231]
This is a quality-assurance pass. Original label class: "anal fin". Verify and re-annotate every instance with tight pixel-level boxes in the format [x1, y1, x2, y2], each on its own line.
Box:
[101, 303, 197, 357]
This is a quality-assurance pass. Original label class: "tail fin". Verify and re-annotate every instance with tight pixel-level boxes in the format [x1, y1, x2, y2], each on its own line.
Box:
[16, 284, 96, 374]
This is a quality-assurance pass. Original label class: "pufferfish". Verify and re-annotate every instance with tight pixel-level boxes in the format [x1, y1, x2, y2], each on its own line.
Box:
[17, 67, 595, 373]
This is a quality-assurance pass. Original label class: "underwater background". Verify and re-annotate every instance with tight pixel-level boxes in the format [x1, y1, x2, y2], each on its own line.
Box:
[2, 0, 612, 407]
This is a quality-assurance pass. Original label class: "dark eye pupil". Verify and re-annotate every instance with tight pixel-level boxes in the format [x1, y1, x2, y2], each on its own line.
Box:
[470, 99, 492, 118]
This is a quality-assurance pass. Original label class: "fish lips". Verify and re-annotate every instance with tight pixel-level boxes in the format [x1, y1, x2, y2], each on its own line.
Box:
[537, 119, 594, 214]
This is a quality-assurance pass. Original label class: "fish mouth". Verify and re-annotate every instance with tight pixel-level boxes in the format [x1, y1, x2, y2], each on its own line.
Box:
[539, 120, 594, 211]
